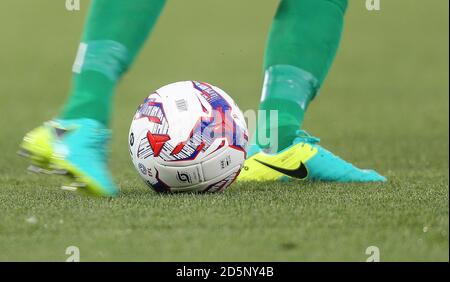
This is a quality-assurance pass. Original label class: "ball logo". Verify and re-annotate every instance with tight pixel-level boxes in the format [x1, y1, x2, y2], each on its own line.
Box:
[220, 155, 232, 169]
[129, 132, 134, 146]
[176, 171, 192, 184]
[138, 163, 147, 175]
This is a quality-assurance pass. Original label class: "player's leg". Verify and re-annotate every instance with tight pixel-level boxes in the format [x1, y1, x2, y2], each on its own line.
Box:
[258, 0, 346, 151]
[240, 0, 386, 182]
[19, 0, 166, 196]
[61, 0, 165, 126]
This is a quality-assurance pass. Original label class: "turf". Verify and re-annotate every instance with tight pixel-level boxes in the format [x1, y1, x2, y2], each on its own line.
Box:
[0, 0, 448, 261]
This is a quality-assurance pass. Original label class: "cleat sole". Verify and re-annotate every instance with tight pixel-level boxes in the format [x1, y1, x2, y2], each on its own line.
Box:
[27, 164, 67, 175]
[61, 185, 78, 192]
[27, 165, 43, 174]
[68, 182, 87, 188]
[17, 149, 32, 158]
[53, 158, 118, 197]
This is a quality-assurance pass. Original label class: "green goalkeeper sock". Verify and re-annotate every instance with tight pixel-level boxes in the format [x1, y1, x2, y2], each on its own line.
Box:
[257, 0, 348, 152]
[60, 0, 166, 126]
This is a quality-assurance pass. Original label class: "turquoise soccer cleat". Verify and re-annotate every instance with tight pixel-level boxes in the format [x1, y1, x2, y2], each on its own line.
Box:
[19, 118, 119, 197]
[239, 130, 386, 182]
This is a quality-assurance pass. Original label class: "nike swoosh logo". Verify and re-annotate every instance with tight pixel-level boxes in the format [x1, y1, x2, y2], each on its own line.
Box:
[254, 159, 308, 179]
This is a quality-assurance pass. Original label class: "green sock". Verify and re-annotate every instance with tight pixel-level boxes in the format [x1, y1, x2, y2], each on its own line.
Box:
[60, 0, 166, 126]
[257, 0, 348, 152]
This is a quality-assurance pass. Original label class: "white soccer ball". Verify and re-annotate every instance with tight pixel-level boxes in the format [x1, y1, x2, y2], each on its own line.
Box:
[129, 81, 248, 193]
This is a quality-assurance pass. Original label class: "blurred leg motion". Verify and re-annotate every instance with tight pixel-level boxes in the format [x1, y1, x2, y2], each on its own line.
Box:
[19, 0, 166, 196]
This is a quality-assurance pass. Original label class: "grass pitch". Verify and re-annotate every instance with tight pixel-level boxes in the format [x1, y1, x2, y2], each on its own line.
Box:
[0, 0, 448, 261]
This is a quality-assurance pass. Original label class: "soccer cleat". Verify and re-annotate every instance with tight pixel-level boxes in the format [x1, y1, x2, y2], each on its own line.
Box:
[19, 121, 58, 172]
[238, 130, 386, 182]
[19, 119, 119, 197]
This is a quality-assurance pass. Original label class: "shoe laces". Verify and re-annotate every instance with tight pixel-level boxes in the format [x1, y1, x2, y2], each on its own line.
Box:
[294, 130, 348, 164]
[293, 130, 320, 145]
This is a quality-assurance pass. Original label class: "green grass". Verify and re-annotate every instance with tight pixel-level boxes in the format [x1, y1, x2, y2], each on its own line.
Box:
[0, 0, 448, 261]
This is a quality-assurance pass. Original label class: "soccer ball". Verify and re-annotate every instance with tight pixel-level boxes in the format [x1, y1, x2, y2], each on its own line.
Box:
[129, 81, 248, 193]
